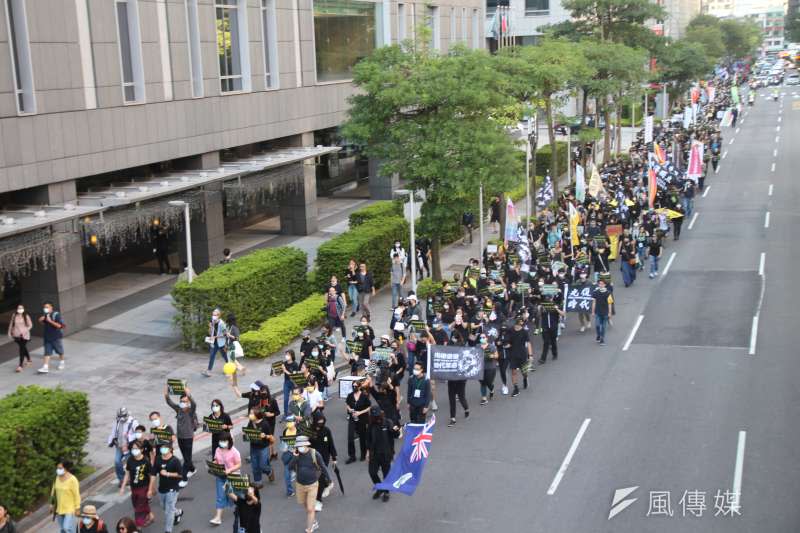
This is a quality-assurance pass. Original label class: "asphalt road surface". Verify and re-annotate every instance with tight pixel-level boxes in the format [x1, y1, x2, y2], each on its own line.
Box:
[45, 84, 800, 533]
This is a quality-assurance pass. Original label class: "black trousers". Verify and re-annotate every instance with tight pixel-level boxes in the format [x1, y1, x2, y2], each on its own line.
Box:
[540, 329, 558, 361]
[156, 252, 171, 274]
[368, 454, 392, 486]
[178, 437, 194, 479]
[447, 380, 468, 418]
[14, 337, 30, 366]
[409, 405, 426, 423]
[673, 219, 682, 240]
[347, 419, 367, 460]
[498, 357, 509, 385]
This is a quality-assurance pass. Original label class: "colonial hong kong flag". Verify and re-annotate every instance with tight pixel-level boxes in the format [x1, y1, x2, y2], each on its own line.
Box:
[375, 416, 437, 495]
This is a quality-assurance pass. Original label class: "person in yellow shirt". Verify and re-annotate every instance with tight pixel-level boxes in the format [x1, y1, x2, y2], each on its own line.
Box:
[51, 460, 81, 533]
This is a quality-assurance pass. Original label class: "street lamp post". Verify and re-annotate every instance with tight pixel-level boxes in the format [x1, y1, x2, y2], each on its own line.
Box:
[168, 200, 193, 283]
[394, 189, 417, 294]
[479, 180, 484, 255]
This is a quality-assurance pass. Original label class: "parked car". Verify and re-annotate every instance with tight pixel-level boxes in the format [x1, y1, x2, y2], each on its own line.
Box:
[786, 73, 800, 85]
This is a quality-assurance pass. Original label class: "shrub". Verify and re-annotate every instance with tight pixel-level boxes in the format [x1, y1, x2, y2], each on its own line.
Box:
[348, 201, 403, 227]
[239, 294, 326, 358]
[172, 247, 309, 349]
[0, 386, 89, 517]
[315, 216, 408, 293]
[535, 142, 569, 178]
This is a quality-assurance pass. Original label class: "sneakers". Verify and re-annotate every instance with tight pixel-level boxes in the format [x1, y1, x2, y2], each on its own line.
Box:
[321, 484, 332, 498]
[202, 370, 212, 377]
[501, 385, 509, 395]
[431, 400, 438, 412]
[489, 391, 494, 400]
[37, 366, 49, 374]
[178, 480, 188, 488]
[580, 326, 586, 333]
[382, 492, 390, 502]
[464, 410, 470, 419]
[308, 521, 319, 533]
[372, 491, 382, 500]
[448, 418, 456, 427]
[480, 398, 488, 406]
[314, 501, 323, 512]
[174, 509, 183, 525]
[538, 358, 546, 365]
[512, 386, 520, 397]
[57, 360, 65, 371]
[187, 469, 197, 478]
[209, 516, 222, 525]
[600, 340, 606, 346]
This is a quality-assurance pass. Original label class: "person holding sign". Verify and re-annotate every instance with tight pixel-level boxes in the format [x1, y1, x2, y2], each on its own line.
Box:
[119, 441, 154, 529]
[227, 484, 261, 533]
[538, 296, 565, 364]
[345, 379, 371, 463]
[204, 399, 233, 458]
[479, 335, 498, 406]
[245, 408, 275, 487]
[209, 431, 241, 526]
[146, 411, 175, 465]
[164, 385, 198, 484]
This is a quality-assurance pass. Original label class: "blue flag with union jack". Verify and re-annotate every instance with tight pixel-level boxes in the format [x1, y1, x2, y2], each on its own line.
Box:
[374, 415, 436, 495]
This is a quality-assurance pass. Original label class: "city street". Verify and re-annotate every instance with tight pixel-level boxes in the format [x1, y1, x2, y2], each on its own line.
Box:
[46, 85, 800, 533]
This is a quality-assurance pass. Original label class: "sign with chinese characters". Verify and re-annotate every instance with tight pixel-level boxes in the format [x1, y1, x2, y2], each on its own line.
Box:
[565, 283, 593, 313]
[426, 344, 484, 381]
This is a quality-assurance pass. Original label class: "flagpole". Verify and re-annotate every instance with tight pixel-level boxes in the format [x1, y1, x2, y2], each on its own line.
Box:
[479, 180, 484, 255]
[526, 120, 531, 221]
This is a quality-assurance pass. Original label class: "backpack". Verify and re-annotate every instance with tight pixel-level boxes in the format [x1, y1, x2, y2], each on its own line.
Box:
[309, 451, 331, 487]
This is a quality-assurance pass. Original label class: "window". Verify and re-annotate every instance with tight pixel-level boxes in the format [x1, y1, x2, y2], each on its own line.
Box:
[398, 3, 407, 41]
[450, 7, 456, 45]
[261, 0, 279, 88]
[525, 0, 548, 15]
[472, 9, 480, 49]
[115, 0, 145, 103]
[462, 7, 468, 42]
[216, 0, 251, 93]
[185, 0, 203, 97]
[428, 6, 440, 50]
[313, 0, 382, 82]
[4, 0, 34, 113]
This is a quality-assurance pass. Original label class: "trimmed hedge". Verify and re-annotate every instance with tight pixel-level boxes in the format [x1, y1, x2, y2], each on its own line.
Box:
[349, 201, 403, 227]
[172, 247, 309, 349]
[0, 386, 89, 516]
[315, 216, 409, 293]
[535, 141, 569, 178]
[239, 294, 326, 358]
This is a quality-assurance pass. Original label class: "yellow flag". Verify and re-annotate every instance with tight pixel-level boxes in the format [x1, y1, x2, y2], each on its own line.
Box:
[588, 164, 605, 198]
[624, 198, 635, 207]
[608, 234, 619, 260]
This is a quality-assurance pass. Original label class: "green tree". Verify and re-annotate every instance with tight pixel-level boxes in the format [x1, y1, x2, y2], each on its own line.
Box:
[560, 0, 667, 49]
[719, 19, 761, 58]
[685, 24, 726, 62]
[343, 44, 522, 279]
[657, 39, 714, 102]
[498, 39, 593, 195]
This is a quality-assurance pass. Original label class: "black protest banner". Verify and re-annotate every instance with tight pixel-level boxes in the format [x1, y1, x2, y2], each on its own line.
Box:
[427, 344, 484, 380]
[288, 373, 307, 387]
[227, 473, 250, 492]
[206, 460, 226, 478]
[371, 347, 393, 362]
[346, 340, 362, 356]
[564, 283, 593, 313]
[242, 427, 266, 442]
[270, 361, 284, 376]
[166, 379, 186, 396]
[203, 417, 226, 433]
[152, 428, 174, 443]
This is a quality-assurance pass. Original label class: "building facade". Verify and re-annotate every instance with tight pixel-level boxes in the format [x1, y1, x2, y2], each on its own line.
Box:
[484, 0, 569, 49]
[0, 0, 484, 331]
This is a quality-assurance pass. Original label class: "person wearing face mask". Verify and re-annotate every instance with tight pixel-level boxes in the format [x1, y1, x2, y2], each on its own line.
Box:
[146, 411, 175, 465]
[108, 407, 138, 487]
[574, 269, 592, 332]
[147, 444, 184, 533]
[227, 484, 261, 533]
[204, 399, 233, 458]
[51, 460, 81, 533]
[0, 503, 17, 533]
[130, 425, 151, 460]
[346, 259, 361, 317]
[366, 406, 400, 502]
[246, 408, 275, 487]
[288, 435, 329, 533]
[163, 385, 198, 483]
[309, 414, 337, 511]
[37, 301, 65, 374]
[299, 330, 316, 361]
[119, 441, 154, 528]
[537, 296, 564, 364]
[281, 350, 300, 417]
[203, 309, 228, 377]
[345, 379, 371, 463]
[356, 263, 375, 319]
[210, 431, 241, 525]
[479, 335, 498, 405]
[7, 304, 32, 373]
[78, 505, 107, 533]
[407, 362, 431, 422]
[303, 375, 325, 414]
[503, 318, 532, 397]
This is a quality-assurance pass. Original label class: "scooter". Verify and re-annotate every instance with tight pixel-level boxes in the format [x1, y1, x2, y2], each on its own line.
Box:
[748, 94, 755, 106]
[772, 91, 779, 102]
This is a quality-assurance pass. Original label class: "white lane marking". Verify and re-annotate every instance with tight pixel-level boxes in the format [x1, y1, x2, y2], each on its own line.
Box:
[702, 186, 711, 198]
[776, 125, 780, 132]
[771, 162, 776, 172]
[775, 136, 780, 143]
[736, 127, 741, 134]
[688, 212, 699, 230]
[774, 149, 778, 157]
[778, 116, 782, 123]
[758, 252, 765, 277]
[768, 184, 773, 196]
[547, 418, 591, 495]
[732, 431, 746, 513]
[661, 252, 677, 278]
[764, 211, 770, 228]
[749, 317, 759, 356]
[750, 251, 767, 356]
[729, 138, 735, 145]
[722, 150, 728, 159]
[622, 315, 645, 352]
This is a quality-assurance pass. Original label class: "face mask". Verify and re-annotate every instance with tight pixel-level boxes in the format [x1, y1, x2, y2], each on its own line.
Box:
[43, 308, 50, 315]
[212, 405, 220, 413]
[292, 394, 301, 401]
[444, 305, 450, 310]
[131, 448, 142, 457]
[179, 402, 188, 409]
[248, 414, 256, 421]
[219, 441, 229, 449]
[311, 350, 319, 357]
[160, 447, 170, 456]
[361, 321, 368, 326]
[134, 432, 143, 440]
[82, 518, 92, 526]
[212, 316, 219, 322]
[16, 308, 23, 314]
[358, 332, 364, 338]
[150, 419, 160, 427]
[285, 357, 291, 363]
[298, 446, 309, 454]
[579, 274, 587, 279]
[413, 369, 423, 377]
[56, 467, 65, 476]
[489, 312, 497, 321]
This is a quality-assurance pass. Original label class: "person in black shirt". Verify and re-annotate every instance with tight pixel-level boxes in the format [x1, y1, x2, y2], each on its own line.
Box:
[591, 279, 612, 345]
[504, 319, 532, 397]
[647, 235, 663, 279]
[119, 441, 154, 528]
[345, 380, 371, 463]
[356, 263, 375, 319]
[246, 409, 275, 487]
[148, 443, 183, 533]
[366, 406, 400, 502]
[204, 399, 233, 458]
[281, 350, 300, 418]
[228, 485, 261, 533]
[299, 331, 316, 361]
[310, 414, 337, 511]
[537, 298, 564, 364]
